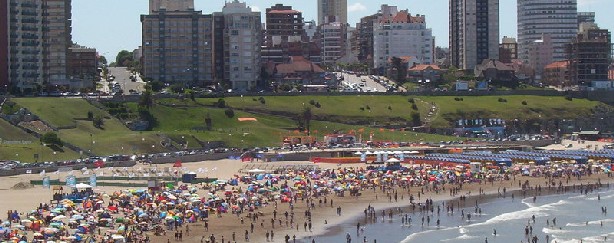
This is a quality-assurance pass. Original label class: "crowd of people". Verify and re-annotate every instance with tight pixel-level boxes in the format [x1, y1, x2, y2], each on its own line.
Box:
[0, 157, 611, 243]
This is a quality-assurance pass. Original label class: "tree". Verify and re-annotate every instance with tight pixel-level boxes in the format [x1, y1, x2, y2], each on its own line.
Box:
[216, 98, 226, 108]
[98, 56, 108, 66]
[115, 50, 134, 67]
[188, 89, 195, 101]
[205, 113, 212, 131]
[93, 114, 104, 128]
[224, 108, 235, 118]
[411, 112, 421, 127]
[41, 132, 63, 147]
[147, 80, 164, 92]
[390, 56, 407, 83]
[302, 107, 312, 135]
[139, 90, 153, 109]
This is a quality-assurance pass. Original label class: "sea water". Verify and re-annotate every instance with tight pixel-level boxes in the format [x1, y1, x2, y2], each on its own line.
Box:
[308, 187, 614, 243]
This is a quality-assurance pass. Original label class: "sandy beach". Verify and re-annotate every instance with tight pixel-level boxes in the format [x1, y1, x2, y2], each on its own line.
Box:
[2, 150, 614, 243]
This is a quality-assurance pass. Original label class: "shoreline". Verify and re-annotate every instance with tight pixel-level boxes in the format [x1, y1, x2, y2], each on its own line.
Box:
[294, 175, 614, 243]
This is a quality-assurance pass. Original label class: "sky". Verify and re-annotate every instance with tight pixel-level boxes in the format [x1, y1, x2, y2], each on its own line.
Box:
[71, 0, 614, 62]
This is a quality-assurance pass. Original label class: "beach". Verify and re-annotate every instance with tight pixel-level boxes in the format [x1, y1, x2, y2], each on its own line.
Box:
[2, 152, 614, 243]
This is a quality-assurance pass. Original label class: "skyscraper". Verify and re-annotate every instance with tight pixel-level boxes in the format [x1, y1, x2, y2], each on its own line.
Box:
[517, 0, 578, 62]
[141, 0, 214, 86]
[449, 0, 500, 70]
[317, 0, 347, 25]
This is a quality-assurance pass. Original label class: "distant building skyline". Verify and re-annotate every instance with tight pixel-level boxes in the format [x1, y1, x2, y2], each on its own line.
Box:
[70, 1, 614, 62]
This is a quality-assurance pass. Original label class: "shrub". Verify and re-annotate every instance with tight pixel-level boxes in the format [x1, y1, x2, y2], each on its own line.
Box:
[359, 107, 365, 111]
[408, 98, 415, 103]
[225, 108, 235, 118]
[93, 114, 104, 128]
[87, 111, 94, 120]
[258, 97, 266, 104]
[498, 98, 507, 102]
[366, 105, 371, 110]
[216, 98, 226, 108]
[314, 102, 321, 108]
[521, 101, 528, 105]
[388, 106, 392, 110]
[41, 132, 63, 147]
[205, 113, 212, 131]
[411, 103, 418, 110]
[309, 99, 316, 106]
[565, 96, 573, 101]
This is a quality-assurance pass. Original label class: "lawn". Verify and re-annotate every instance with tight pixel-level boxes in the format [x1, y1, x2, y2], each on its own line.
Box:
[0, 143, 80, 162]
[3, 95, 603, 156]
[196, 95, 601, 129]
[0, 119, 35, 141]
[198, 96, 420, 125]
[420, 96, 600, 127]
[13, 98, 105, 128]
[137, 100, 460, 147]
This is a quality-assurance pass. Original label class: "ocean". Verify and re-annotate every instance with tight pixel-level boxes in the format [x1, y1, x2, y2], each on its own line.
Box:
[307, 185, 614, 243]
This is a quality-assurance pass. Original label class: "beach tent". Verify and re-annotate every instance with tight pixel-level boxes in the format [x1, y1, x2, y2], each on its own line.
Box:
[247, 169, 266, 174]
[74, 183, 92, 189]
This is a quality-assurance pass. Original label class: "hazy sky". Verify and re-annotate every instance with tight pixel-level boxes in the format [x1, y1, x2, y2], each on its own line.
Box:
[71, 0, 614, 61]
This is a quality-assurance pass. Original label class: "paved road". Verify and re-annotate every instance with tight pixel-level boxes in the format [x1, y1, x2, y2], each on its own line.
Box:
[338, 72, 388, 92]
[103, 67, 146, 94]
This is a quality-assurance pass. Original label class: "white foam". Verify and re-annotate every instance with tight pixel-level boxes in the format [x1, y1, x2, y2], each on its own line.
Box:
[565, 218, 614, 227]
[542, 227, 572, 235]
[441, 234, 480, 242]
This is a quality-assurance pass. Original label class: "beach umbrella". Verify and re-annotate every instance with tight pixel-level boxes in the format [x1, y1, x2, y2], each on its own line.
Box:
[52, 215, 67, 221]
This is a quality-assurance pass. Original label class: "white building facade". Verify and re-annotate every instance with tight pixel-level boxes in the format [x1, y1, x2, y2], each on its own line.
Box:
[220, 0, 262, 91]
[373, 7, 433, 70]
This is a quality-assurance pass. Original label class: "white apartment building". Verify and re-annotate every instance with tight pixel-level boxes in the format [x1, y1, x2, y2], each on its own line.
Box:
[220, 0, 262, 91]
[517, 0, 578, 62]
[373, 7, 433, 70]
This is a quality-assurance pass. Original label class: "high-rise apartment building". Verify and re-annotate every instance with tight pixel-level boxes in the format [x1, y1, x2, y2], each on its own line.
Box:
[373, 6, 434, 70]
[44, 0, 72, 87]
[528, 34, 553, 80]
[3, 0, 74, 92]
[317, 0, 347, 25]
[7, 0, 45, 91]
[0, 1, 9, 90]
[449, 0, 500, 70]
[517, 0, 578, 62]
[141, 0, 214, 87]
[316, 18, 346, 66]
[577, 12, 595, 27]
[567, 23, 612, 86]
[216, 0, 262, 91]
[357, 14, 378, 64]
[149, 0, 194, 14]
[265, 4, 304, 45]
[262, 4, 305, 64]
[67, 44, 97, 87]
[499, 36, 517, 63]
